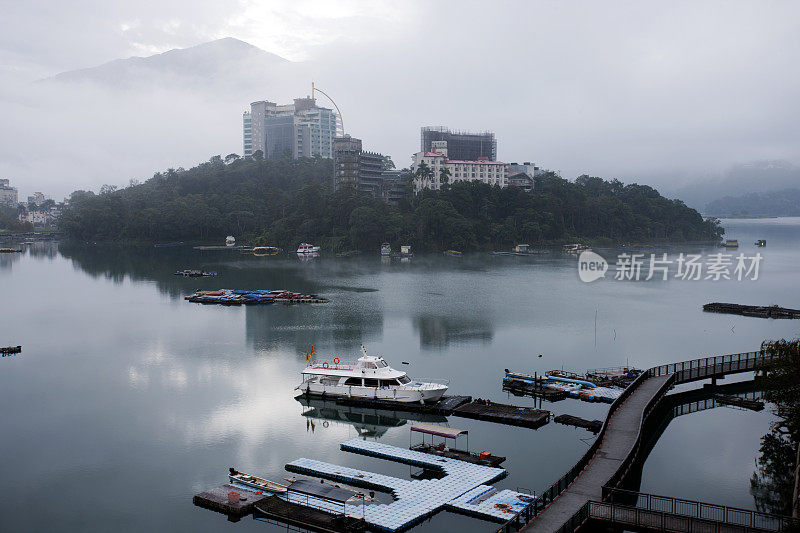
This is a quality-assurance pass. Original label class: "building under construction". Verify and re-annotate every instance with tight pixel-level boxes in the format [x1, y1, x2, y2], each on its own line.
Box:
[421, 127, 497, 161]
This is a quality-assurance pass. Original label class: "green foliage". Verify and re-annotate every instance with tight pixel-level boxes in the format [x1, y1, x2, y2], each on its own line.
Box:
[760, 339, 800, 438]
[0, 205, 33, 232]
[750, 429, 796, 515]
[60, 157, 722, 251]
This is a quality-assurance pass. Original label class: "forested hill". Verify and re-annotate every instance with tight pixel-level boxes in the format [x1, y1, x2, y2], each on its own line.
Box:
[705, 188, 800, 217]
[60, 155, 722, 251]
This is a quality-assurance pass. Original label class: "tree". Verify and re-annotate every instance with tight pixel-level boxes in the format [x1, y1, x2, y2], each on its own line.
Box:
[439, 167, 452, 186]
[99, 184, 117, 195]
[225, 153, 240, 164]
[757, 339, 800, 517]
[252, 149, 264, 161]
[382, 155, 396, 171]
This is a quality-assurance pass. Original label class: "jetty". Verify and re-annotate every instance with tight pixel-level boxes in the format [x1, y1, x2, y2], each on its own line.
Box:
[491, 350, 793, 533]
[703, 302, 800, 319]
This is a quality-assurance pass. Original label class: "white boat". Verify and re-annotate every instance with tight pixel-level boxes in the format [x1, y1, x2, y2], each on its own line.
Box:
[296, 346, 449, 403]
[296, 243, 321, 254]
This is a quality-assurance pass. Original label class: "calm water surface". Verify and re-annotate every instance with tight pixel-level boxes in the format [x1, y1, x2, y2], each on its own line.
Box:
[1, 218, 798, 531]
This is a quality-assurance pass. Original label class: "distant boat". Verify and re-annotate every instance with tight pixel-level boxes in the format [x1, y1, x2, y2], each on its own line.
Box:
[400, 245, 413, 256]
[722, 239, 739, 248]
[225, 236, 236, 247]
[296, 243, 320, 255]
[380, 243, 391, 256]
[443, 250, 462, 257]
[153, 241, 184, 248]
[563, 244, 590, 254]
[755, 239, 766, 247]
[173, 269, 217, 277]
[0, 248, 22, 253]
[250, 246, 281, 256]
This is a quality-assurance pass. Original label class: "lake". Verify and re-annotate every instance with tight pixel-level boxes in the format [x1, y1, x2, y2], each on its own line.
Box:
[1, 217, 797, 531]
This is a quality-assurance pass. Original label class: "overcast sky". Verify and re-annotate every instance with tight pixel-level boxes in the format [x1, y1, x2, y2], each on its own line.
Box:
[2, 0, 800, 200]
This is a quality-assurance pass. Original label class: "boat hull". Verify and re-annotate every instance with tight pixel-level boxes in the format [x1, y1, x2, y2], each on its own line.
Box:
[298, 382, 447, 403]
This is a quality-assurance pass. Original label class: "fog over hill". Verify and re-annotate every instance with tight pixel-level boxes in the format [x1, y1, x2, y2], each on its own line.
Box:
[3, 2, 800, 202]
[43, 37, 292, 90]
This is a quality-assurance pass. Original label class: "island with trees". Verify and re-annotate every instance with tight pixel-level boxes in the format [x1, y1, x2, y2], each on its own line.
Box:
[59, 153, 723, 251]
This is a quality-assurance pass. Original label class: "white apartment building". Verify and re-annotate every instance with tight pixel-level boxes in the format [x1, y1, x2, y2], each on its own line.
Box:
[243, 97, 338, 160]
[411, 141, 508, 192]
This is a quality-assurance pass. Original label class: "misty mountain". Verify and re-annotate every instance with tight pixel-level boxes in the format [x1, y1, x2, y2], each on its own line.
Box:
[42, 37, 294, 90]
[670, 160, 800, 210]
[705, 188, 800, 217]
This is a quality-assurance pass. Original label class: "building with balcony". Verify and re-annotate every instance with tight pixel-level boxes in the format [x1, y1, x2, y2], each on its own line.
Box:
[333, 135, 387, 198]
[411, 141, 508, 193]
[243, 97, 338, 159]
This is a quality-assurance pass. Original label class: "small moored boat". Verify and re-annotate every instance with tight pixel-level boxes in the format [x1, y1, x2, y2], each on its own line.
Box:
[229, 468, 288, 493]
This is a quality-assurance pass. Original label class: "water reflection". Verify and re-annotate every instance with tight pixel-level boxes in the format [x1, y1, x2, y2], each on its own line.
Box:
[297, 396, 448, 439]
[412, 314, 493, 349]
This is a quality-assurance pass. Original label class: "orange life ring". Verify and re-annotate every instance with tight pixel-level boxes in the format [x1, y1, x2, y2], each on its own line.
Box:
[333, 357, 340, 365]
[323, 362, 329, 369]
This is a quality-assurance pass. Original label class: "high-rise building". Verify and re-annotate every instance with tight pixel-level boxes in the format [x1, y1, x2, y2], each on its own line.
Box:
[333, 135, 388, 198]
[0, 179, 18, 206]
[421, 127, 497, 162]
[243, 97, 338, 159]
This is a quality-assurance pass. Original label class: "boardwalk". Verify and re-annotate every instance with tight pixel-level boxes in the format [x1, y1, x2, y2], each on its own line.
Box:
[522, 374, 672, 532]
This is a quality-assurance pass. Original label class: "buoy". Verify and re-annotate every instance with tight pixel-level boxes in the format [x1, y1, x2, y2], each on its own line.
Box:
[323, 362, 329, 369]
[333, 357, 340, 365]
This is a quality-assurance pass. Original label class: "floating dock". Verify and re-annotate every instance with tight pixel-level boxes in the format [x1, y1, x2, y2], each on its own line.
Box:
[1, 345, 22, 356]
[453, 400, 550, 429]
[186, 289, 328, 305]
[285, 439, 532, 531]
[192, 484, 271, 520]
[553, 414, 602, 433]
[703, 302, 800, 319]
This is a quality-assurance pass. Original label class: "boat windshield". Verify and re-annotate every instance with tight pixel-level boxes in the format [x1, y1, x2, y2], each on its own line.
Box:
[376, 360, 388, 367]
[398, 376, 411, 384]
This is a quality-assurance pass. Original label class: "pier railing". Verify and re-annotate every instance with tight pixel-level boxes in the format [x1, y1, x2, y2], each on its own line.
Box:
[495, 370, 652, 533]
[589, 488, 800, 532]
[647, 350, 772, 384]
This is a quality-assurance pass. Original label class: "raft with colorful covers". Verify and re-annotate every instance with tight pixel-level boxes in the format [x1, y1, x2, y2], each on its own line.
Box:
[185, 289, 328, 305]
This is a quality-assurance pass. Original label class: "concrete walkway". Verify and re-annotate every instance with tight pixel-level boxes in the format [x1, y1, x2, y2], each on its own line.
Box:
[522, 374, 672, 533]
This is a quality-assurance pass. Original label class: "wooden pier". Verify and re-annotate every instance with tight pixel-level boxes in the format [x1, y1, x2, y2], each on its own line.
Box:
[453, 399, 551, 429]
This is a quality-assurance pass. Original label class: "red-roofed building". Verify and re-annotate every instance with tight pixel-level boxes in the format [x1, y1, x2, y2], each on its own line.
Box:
[411, 141, 509, 192]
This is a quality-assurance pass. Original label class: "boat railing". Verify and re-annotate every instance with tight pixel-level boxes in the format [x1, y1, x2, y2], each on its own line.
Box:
[308, 362, 358, 371]
[414, 378, 450, 388]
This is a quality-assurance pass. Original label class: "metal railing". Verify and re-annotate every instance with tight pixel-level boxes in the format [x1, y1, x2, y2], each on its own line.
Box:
[495, 370, 652, 533]
[588, 490, 800, 532]
[495, 348, 785, 533]
[647, 350, 773, 384]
